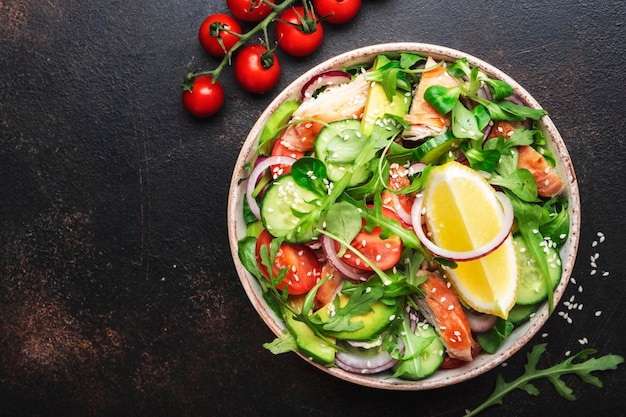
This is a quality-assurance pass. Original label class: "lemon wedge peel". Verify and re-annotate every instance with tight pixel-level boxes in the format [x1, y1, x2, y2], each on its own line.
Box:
[418, 161, 519, 319]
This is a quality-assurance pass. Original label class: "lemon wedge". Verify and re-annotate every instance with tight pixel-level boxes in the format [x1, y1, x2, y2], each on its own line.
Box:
[421, 161, 518, 318]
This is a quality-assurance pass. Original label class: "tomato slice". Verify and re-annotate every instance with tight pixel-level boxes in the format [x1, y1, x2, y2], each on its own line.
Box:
[269, 135, 305, 178]
[336, 207, 403, 271]
[255, 230, 321, 295]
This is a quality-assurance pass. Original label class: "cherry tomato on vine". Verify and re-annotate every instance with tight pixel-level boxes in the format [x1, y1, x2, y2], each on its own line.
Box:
[234, 44, 281, 94]
[275, 6, 324, 57]
[227, 0, 275, 22]
[313, 0, 361, 24]
[198, 13, 242, 57]
[182, 75, 224, 118]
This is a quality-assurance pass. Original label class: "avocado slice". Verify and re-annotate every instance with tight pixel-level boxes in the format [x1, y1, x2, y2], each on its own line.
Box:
[314, 295, 398, 341]
[282, 308, 336, 366]
[361, 57, 412, 136]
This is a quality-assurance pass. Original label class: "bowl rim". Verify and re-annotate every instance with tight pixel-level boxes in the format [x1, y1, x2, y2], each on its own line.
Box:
[227, 42, 581, 390]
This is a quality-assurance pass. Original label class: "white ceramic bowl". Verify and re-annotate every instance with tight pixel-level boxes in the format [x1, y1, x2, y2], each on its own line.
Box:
[227, 43, 580, 390]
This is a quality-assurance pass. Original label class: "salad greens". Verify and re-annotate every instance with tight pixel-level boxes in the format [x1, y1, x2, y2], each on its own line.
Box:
[465, 344, 624, 416]
[238, 51, 574, 382]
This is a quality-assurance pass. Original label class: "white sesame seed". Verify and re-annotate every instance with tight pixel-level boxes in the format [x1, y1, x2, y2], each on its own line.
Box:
[595, 310, 602, 317]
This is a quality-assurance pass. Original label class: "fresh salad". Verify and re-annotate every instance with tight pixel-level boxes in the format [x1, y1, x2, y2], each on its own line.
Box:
[236, 52, 570, 380]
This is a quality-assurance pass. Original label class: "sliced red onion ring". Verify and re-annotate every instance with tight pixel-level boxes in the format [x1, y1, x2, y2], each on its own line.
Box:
[301, 70, 352, 101]
[408, 162, 427, 176]
[463, 308, 497, 333]
[411, 191, 514, 262]
[335, 345, 397, 375]
[389, 193, 413, 226]
[245, 155, 296, 220]
[321, 235, 371, 283]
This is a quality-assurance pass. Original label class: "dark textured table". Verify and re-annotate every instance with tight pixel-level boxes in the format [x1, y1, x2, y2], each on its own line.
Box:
[1, 1, 625, 416]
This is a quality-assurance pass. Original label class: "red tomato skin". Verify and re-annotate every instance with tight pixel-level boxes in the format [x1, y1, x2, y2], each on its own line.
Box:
[269, 136, 305, 178]
[198, 14, 242, 57]
[255, 230, 321, 295]
[227, 0, 275, 22]
[313, 0, 361, 24]
[336, 207, 404, 271]
[234, 45, 281, 94]
[275, 7, 324, 57]
[182, 75, 224, 118]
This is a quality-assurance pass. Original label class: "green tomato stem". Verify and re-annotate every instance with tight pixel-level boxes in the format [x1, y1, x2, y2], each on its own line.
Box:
[188, 0, 296, 83]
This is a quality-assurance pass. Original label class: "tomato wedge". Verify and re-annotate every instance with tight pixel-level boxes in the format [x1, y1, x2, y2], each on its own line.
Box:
[255, 230, 321, 295]
[336, 207, 403, 271]
[270, 135, 305, 178]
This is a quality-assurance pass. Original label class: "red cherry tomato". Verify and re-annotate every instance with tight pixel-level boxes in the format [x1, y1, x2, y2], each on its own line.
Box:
[313, 0, 361, 24]
[182, 75, 224, 118]
[234, 44, 281, 94]
[198, 13, 242, 57]
[255, 230, 322, 295]
[227, 0, 275, 22]
[275, 6, 324, 57]
[336, 206, 404, 271]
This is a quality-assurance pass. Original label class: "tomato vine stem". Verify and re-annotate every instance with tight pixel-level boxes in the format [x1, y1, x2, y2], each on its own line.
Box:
[187, 0, 297, 84]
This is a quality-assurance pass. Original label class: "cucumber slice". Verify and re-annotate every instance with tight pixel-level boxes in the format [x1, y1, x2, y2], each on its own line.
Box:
[514, 234, 562, 305]
[314, 119, 371, 186]
[261, 174, 321, 243]
[393, 323, 445, 380]
[413, 131, 464, 164]
[508, 303, 539, 325]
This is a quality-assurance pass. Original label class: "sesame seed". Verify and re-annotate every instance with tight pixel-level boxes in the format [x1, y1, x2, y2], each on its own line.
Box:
[447, 305, 454, 311]
[542, 333, 548, 338]
[602, 271, 609, 276]
[595, 310, 602, 317]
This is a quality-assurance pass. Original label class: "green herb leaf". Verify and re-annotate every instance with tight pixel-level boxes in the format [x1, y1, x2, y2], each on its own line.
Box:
[476, 318, 514, 354]
[324, 201, 362, 255]
[465, 344, 624, 416]
[237, 236, 262, 279]
[291, 156, 329, 196]
[489, 169, 538, 202]
[423, 86, 462, 115]
[506, 192, 555, 311]
[482, 78, 515, 100]
[263, 330, 298, 354]
[451, 100, 483, 140]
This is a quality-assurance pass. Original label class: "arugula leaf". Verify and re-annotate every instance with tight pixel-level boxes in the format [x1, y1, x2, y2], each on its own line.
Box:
[315, 283, 384, 333]
[465, 344, 624, 416]
[539, 197, 570, 245]
[262, 329, 298, 354]
[489, 169, 538, 202]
